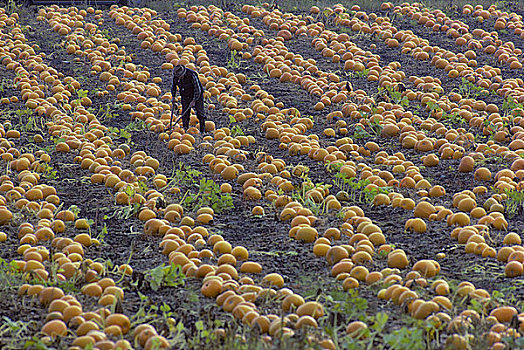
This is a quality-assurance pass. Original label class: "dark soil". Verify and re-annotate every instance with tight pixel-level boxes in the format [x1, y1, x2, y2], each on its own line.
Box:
[0, 2, 523, 349]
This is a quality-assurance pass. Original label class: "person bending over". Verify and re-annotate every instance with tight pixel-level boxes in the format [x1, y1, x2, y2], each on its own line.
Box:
[171, 64, 206, 132]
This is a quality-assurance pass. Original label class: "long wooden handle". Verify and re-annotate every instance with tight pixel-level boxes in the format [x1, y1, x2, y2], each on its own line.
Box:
[168, 103, 192, 130]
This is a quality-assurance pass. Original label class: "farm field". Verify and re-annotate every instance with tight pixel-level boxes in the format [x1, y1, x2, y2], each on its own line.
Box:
[0, 0, 524, 349]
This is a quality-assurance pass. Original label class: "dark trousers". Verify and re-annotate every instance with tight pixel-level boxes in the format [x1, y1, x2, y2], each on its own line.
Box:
[181, 96, 205, 131]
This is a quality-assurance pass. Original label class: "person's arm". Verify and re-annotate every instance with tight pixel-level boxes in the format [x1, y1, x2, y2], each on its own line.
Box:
[169, 77, 177, 129]
[190, 71, 202, 106]
[171, 76, 178, 102]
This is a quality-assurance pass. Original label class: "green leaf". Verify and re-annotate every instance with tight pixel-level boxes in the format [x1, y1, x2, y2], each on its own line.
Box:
[373, 312, 388, 330]
[149, 264, 165, 291]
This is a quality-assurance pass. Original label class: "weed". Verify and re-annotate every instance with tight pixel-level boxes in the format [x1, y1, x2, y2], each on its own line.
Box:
[106, 203, 141, 220]
[180, 178, 234, 213]
[0, 78, 11, 93]
[482, 118, 497, 138]
[326, 289, 368, 316]
[67, 204, 81, 217]
[108, 126, 132, 142]
[367, 116, 384, 137]
[425, 100, 441, 113]
[439, 111, 466, 128]
[0, 318, 41, 349]
[96, 103, 121, 122]
[384, 86, 409, 107]
[383, 325, 426, 350]
[504, 336, 524, 349]
[146, 263, 185, 291]
[38, 163, 58, 180]
[502, 96, 522, 112]
[130, 292, 162, 326]
[231, 124, 244, 137]
[228, 115, 245, 137]
[51, 135, 66, 145]
[100, 28, 112, 40]
[363, 312, 390, 348]
[0, 258, 25, 291]
[3, 0, 21, 14]
[503, 189, 524, 219]
[227, 49, 243, 69]
[248, 71, 270, 83]
[94, 222, 108, 244]
[454, 77, 486, 99]
[346, 69, 370, 79]
[352, 124, 372, 139]
[14, 108, 42, 132]
[333, 170, 391, 205]
[20, 115, 37, 132]
[185, 319, 229, 347]
[73, 88, 89, 108]
[290, 176, 332, 215]
[126, 119, 148, 131]
[168, 162, 203, 188]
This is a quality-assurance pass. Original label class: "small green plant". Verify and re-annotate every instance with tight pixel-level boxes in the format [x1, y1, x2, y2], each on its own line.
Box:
[180, 178, 234, 213]
[383, 325, 426, 350]
[97, 103, 121, 122]
[439, 111, 466, 127]
[425, 100, 441, 113]
[130, 292, 162, 326]
[35, 163, 58, 180]
[94, 222, 108, 244]
[367, 116, 383, 137]
[108, 126, 132, 142]
[325, 161, 343, 173]
[342, 312, 389, 349]
[385, 85, 409, 106]
[66, 204, 80, 217]
[15, 108, 41, 132]
[73, 88, 88, 108]
[0, 258, 25, 291]
[352, 125, 372, 139]
[330, 288, 369, 316]
[146, 263, 185, 291]
[231, 124, 244, 137]
[502, 96, 524, 118]
[51, 135, 66, 144]
[191, 320, 214, 346]
[76, 89, 88, 99]
[0, 318, 40, 348]
[168, 162, 202, 188]
[347, 68, 370, 79]
[4, 0, 21, 14]
[482, 118, 497, 138]
[333, 170, 391, 204]
[228, 115, 246, 137]
[227, 49, 242, 68]
[252, 250, 298, 257]
[455, 77, 486, 99]
[20, 115, 37, 132]
[123, 184, 136, 198]
[290, 175, 332, 215]
[504, 189, 524, 218]
[106, 203, 141, 220]
[125, 119, 148, 131]
[0, 78, 9, 93]
[100, 28, 112, 40]
[137, 179, 149, 194]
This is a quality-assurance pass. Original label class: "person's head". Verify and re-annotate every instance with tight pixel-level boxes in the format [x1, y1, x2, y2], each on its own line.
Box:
[173, 64, 186, 79]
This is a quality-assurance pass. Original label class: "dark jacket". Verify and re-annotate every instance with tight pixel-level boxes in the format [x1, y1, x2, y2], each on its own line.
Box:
[172, 68, 203, 100]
